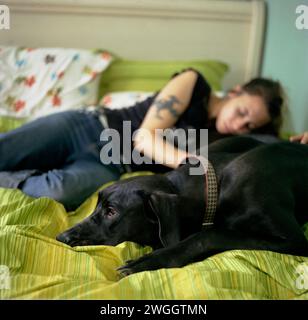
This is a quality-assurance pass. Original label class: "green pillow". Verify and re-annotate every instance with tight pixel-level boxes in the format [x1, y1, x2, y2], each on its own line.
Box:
[0, 116, 27, 133]
[98, 59, 229, 99]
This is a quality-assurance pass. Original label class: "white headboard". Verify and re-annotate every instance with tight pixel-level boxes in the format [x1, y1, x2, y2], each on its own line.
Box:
[1, 0, 266, 89]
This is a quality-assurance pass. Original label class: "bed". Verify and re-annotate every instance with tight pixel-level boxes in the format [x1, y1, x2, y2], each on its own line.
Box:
[0, 0, 308, 300]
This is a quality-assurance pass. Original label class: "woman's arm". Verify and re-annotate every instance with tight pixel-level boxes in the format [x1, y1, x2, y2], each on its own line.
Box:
[133, 70, 198, 169]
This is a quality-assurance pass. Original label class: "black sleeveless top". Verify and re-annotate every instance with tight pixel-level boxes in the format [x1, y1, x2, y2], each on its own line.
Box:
[103, 70, 229, 173]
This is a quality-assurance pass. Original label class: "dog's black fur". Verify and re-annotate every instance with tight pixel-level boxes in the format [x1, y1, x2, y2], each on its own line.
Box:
[56, 136, 308, 275]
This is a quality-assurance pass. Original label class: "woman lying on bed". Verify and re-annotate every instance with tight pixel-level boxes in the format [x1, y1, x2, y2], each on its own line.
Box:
[0, 69, 284, 210]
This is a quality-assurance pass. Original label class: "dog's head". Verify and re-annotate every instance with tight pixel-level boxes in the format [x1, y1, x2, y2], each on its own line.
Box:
[56, 175, 182, 248]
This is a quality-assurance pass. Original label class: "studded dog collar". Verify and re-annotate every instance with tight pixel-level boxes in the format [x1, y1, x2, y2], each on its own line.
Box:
[202, 158, 218, 229]
[188, 156, 218, 229]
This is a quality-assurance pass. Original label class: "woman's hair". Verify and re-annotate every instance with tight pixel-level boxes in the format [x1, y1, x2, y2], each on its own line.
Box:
[241, 78, 285, 136]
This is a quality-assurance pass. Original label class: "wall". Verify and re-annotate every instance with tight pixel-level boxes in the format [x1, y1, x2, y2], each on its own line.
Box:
[261, 0, 308, 134]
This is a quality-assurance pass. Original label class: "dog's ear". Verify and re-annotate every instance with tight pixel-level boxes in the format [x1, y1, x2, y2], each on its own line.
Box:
[137, 190, 158, 224]
[148, 191, 181, 248]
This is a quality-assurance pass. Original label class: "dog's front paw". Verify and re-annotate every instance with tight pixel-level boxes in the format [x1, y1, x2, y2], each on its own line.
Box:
[117, 252, 160, 276]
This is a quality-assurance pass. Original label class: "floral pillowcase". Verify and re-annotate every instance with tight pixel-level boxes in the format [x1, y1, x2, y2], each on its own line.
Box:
[0, 46, 113, 120]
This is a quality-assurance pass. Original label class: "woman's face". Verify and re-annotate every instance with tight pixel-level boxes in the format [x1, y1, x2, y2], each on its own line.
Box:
[215, 93, 271, 135]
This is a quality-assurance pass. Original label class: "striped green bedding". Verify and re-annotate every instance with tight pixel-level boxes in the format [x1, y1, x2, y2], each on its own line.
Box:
[0, 175, 308, 300]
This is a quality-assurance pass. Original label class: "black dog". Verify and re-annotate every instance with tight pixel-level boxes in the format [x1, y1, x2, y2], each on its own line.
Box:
[56, 136, 308, 275]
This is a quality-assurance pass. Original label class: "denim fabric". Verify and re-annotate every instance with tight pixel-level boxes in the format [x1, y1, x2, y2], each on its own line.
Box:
[0, 110, 122, 210]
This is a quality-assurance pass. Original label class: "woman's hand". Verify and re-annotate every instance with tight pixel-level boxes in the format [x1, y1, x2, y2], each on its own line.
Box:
[289, 132, 308, 144]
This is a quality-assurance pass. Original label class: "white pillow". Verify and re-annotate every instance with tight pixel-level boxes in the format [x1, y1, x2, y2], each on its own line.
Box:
[0, 46, 113, 119]
[100, 91, 154, 109]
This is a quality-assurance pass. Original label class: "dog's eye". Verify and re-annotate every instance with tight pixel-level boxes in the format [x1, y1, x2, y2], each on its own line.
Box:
[106, 207, 117, 218]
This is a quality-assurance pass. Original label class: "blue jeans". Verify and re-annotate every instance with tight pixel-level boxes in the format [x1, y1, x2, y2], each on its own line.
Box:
[0, 110, 122, 210]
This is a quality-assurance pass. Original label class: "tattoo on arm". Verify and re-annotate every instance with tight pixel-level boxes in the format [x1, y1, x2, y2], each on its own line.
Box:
[153, 95, 183, 120]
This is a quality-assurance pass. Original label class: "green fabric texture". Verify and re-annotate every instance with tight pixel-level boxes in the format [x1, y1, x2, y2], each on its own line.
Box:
[0, 173, 307, 300]
[98, 59, 229, 98]
[0, 116, 27, 133]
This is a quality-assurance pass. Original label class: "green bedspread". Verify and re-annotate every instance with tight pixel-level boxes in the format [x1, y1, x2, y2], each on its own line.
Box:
[0, 175, 308, 300]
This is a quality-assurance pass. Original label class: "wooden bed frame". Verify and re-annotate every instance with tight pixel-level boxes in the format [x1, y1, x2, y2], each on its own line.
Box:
[1, 0, 266, 89]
